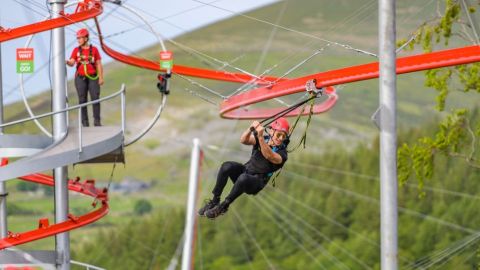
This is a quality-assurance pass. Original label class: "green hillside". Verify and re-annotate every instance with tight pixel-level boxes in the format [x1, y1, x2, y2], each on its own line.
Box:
[3, 0, 480, 268]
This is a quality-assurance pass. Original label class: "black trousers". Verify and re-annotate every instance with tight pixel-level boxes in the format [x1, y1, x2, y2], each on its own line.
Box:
[212, 161, 268, 204]
[75, 75, 100, 124]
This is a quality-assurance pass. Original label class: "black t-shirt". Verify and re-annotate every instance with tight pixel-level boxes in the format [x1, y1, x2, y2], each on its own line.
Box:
[244, 136, 288, 175]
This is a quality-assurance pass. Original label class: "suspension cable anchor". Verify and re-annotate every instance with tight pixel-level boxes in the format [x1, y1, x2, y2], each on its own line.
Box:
[305, 79, 324, 96]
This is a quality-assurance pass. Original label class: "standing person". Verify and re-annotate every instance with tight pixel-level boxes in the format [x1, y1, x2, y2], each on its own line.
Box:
[198, 117, 290, 219]
[66, 28, 104, 127]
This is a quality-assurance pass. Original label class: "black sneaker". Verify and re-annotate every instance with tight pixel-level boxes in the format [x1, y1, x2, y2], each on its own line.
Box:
[198, 198, 219, 216]
[205, 201, 229, 219]
[82, 121, 89, 127]
[94, 120, 102, 127]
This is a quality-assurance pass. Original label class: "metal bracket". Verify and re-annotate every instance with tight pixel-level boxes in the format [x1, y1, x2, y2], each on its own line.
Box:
[371, 105, 383, 130]
[0, 192, 9, 197]
[157, 73, 171, 95]
[305, 79, 324, 96]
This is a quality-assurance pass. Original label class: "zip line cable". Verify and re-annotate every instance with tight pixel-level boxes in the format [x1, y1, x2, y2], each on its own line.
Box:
[8, 0, 472, 266]
[253, 0, 288, 76]
[285, 168, 474, 235]
[407, 232, 480, 269]
[101, 5, 267, 84]
[180, 87, 219, 106]
[101, 0, 367, 100]
[103, 0, 224, 39]
[202, 130, 480, 215]
[283, 170, 479, 235]
[147, 216, 171, 269]
[267, 46, 330, 87]
[288, 161, 480, 201]
[253, 198, 330, 270]
[196, 219, 205, 270]
[258, 196, 354, 270]
[202, 150, 363, 269]
[93, 6, 267, 103]
[268, 186, 413, 265]
[199, 131, 476, 268]
[165, 233, 185, 270]
[271, 187, 379, 247]
[264, 194, 371, 269]
[174, 73, 227, 99]
[262, 192, 372, 270]
[232, 209, 277, 269]
[328, 0, 377, 33]
[227, 214, 256, 270]
[191, 0, 378, 57]
[14, 2, 171, 145]
[249, 0, 290, 106]
[4, 0, 120, 101]
[12, 0, 48, 18]
[93, 0, 357, 113]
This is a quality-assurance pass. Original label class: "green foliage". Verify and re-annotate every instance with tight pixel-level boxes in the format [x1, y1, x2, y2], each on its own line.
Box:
[133, 199, 153, 216]
[43, 185, 54, 197]
[398, 109, 480, 190]
[16, 181, 39, 192]
[144, 139, 160, 150]
[73, 209, 184, 269]
[7, 203, 36, 215]
[402, 0, 479, 110]
[74, 127, 480, 268]
[398, 0, 480, 187]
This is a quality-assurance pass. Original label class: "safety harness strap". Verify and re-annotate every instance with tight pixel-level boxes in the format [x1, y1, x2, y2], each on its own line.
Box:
[76, 45, 98, 80]
[249, 80, 323, 187]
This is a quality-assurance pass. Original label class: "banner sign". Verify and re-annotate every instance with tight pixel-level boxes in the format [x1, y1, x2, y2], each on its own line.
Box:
[16, 48, 34, 73]
[159, 51, 173, 70]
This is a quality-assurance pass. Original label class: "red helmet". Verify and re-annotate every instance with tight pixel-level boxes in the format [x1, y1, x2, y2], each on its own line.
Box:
[270, 117, 290, 134]
[76, 28, 89, 38]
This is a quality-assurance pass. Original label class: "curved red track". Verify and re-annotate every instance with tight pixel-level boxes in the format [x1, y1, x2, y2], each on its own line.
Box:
[0, 1, 102, 43]
[0, 159, 109, 250]
[0, 0, 109, 250]
[2, 0, 480, 251]
[93, 18, 284, 86]
[94, 17, 339, 119]
[219, 45, 480, 119]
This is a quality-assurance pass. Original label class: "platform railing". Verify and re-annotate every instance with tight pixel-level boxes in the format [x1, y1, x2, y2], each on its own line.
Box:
[0, 84, 126, 154]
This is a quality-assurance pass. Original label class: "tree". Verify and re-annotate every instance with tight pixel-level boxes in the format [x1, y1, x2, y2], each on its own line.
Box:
[134, 199, 153, 216]
[16, 181, 38, 192]
[397, 0, 480, 190]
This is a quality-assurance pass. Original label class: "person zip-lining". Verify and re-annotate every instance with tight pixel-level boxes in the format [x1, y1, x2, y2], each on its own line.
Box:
[66, 28, 104, 127]
[198, 117, 290, 219]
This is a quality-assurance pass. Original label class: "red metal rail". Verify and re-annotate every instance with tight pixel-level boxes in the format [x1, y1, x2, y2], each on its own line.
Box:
[220, 45, 480, 119]
[0, 159, 108, 250]
[223, 86, 338, 120]
[93, 17, 286, 85]
[0, 1, 102, 43]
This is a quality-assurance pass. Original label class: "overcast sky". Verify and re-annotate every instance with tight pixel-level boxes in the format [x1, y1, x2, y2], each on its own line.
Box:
[0, 0, 278, 104]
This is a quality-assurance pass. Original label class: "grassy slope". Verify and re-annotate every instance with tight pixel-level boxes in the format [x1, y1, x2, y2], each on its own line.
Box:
[4, 0, 477, 252]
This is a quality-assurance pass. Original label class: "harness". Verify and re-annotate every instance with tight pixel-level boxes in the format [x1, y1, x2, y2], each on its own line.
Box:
[252, 134, 286, 186]
[249, 80, 324, 186]
[76, 45, 99, 80]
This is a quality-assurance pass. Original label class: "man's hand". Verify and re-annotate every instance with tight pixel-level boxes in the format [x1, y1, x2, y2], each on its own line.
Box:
[65, 59, 75, 67]
[255, 123, 264, 137]
[99, 77, 104, 85]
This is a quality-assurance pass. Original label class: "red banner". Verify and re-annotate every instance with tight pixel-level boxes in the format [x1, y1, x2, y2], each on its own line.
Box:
[16, 48, 34, 61]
